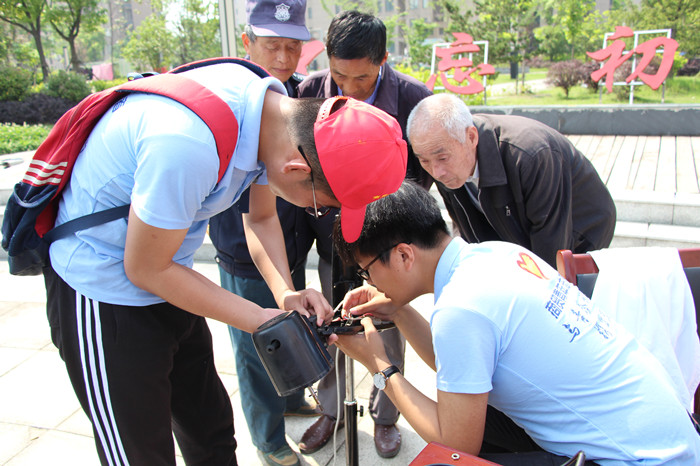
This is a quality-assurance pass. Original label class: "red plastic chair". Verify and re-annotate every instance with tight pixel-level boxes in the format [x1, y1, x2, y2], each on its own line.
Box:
[410, 442, 586, 465]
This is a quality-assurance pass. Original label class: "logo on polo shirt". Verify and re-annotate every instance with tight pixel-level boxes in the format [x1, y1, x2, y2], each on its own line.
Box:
[517, 252, 547, 279]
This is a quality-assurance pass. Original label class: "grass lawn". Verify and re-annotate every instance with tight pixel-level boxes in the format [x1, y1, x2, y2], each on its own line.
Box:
[486, 74, 700, 106]
[0, 123, 52, 155]
[488, 67, 549, 85]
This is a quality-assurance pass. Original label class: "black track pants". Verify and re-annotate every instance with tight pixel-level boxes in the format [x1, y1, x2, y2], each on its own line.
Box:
[44, 264, 237, 466]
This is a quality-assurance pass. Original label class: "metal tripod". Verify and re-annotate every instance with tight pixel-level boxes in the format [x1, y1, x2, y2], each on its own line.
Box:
[331, 250, 363, 466]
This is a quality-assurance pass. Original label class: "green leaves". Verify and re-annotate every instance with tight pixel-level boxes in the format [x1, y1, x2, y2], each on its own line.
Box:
[0, 123, 52, 155]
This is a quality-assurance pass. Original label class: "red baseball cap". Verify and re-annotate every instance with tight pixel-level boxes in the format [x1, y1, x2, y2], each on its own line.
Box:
[314, 96, 407, 242]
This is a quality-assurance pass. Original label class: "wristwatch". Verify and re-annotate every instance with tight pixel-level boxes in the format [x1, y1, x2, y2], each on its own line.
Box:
[373, 365, 400, 390]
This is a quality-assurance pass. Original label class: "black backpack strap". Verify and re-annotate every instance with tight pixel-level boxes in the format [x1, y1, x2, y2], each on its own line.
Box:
[44, 205, 130, 243]
[170, 57, 270, 79]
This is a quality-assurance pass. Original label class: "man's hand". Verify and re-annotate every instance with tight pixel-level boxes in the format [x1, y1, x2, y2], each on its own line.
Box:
[341, 285, 401, 321]
[333, 317, 391, 373]
[281, 288, 333, 325]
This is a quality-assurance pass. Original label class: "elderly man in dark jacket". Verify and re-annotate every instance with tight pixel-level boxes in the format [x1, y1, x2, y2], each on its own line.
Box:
[407, 93, 616, 268]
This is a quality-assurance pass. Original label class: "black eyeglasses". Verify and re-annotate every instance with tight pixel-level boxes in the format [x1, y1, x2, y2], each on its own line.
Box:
[357, 243, 402, 281]
[298, 146, 331, 218]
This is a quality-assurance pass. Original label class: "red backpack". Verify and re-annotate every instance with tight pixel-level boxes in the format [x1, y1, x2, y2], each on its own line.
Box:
[2, 57, 269, 275]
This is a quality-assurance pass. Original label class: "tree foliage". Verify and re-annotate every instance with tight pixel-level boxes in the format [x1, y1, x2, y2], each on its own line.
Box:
[0, 22, 11, 63]
[76, 24, 107, 63]
[534, 0, 611, 61]
[440, 0, 538, 62]
[436, 0, 539, 93]
[46, 0, 105, 72]
[533, 20, 568, 61]
[558, 0, 594, 58]
[121, 14, 175, 71]
[401, 17, 436, 68]
[636, 0, 700, 56]
[318, 0, 376, 17]
[0, 0, 50, 80]
[170, 0, 220, 65]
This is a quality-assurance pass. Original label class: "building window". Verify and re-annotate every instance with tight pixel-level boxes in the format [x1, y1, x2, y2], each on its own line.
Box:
[308, 7, 312, 19]
[123, 2, 133, 28]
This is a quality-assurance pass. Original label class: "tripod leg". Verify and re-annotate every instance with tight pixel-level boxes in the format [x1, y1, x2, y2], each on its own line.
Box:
[331, 249, 363, 466]
[344, 355, 358, 466]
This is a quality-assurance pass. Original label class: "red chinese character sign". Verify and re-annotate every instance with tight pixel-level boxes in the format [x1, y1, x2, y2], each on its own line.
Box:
[586, 26, 678, 102]
[297, 40, 325, 75]
[427, 33, 495, 96]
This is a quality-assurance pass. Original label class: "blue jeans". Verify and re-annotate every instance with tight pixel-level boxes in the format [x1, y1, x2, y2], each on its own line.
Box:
[219, 265, 307, 453]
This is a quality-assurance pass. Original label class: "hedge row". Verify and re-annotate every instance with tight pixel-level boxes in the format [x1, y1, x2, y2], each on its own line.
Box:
[0, 65, 97, 125]
[0, 94, 76, 125]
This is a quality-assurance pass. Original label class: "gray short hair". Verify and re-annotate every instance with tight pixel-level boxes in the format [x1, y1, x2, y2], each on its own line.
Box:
[407, 94, 474, 144]
[244, 24, 257, 43]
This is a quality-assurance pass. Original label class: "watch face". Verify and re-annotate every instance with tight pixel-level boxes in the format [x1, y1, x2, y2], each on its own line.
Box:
[373, 372, 387, 390]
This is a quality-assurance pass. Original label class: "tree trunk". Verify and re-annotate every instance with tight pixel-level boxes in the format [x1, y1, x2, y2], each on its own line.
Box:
[30, 28, 50, 81]
[521, 50, 526, 92]
[69, 39, 81, 73]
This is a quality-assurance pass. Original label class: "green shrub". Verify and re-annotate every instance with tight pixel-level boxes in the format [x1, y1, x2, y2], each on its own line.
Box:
[671, 51, 688, 77]
[43, 70, 91, 103]
[582, 61, 601, 93]
[394, 63, 432, 83]
[546, 60, 587, 98]
[613, 61, 632, 102]
[0, 123, 52, 154]
[486, 70, 500, 83]
[460, 90, 486, 106]
[0, 65, 33, 101]
[92, 78, 128, 92]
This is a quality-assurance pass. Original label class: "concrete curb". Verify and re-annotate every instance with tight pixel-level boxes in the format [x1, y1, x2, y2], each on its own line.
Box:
[470, 104, 700, 136]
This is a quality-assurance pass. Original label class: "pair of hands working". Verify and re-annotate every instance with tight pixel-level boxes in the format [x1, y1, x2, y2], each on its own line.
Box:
[324, 285, 400, 374]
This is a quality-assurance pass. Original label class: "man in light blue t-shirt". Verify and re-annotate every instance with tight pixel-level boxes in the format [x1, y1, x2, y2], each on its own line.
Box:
[208, 1, 321, 464]
[43, 59, 408, 466]
[331, 181, 700, 465]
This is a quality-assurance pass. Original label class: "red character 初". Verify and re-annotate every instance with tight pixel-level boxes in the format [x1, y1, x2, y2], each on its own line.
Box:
[426, 32, 495, 95]
[587, 26, 678, 92]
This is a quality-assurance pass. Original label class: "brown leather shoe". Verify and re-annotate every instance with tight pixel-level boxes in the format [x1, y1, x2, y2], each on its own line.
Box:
[298, 414, 344, 454]
[374, 423, 401, 458]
